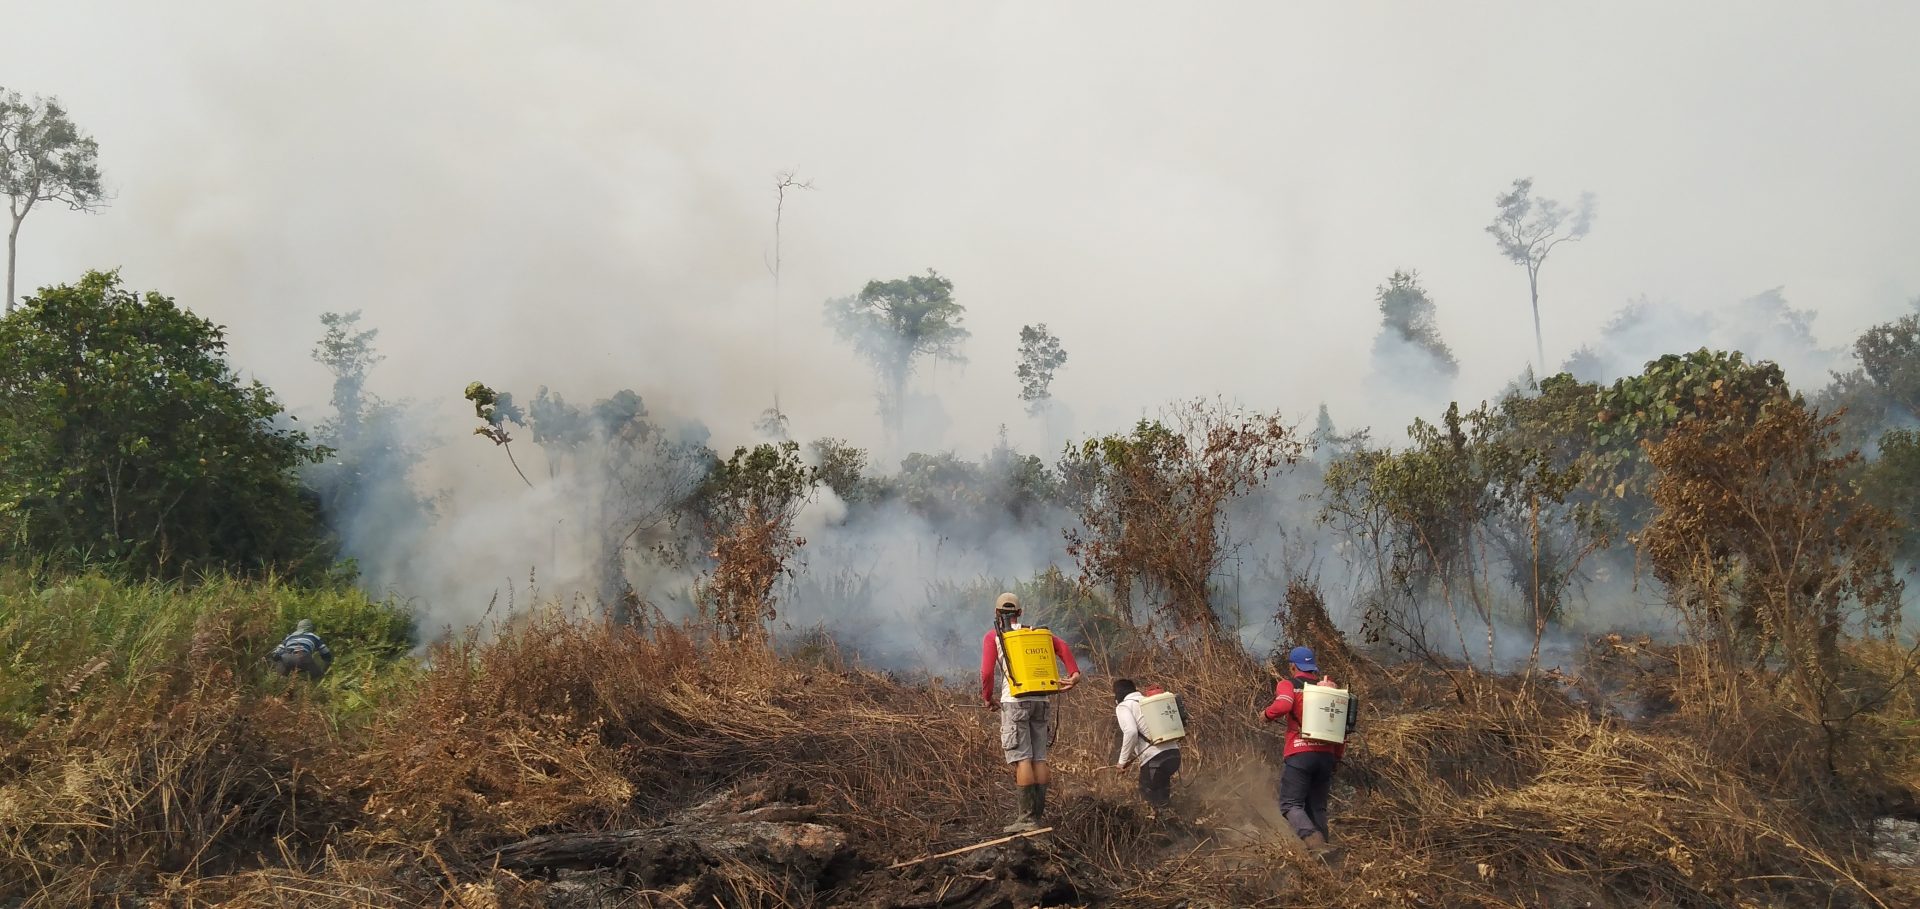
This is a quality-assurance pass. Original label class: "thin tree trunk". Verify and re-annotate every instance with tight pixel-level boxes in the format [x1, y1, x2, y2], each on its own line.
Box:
[5, 213, 21, 315]
[1526, 493, 1543, 680]
[771, 186, 786, 405]
[887, 355, 910, 440]
[1528, 267, 1544, 373]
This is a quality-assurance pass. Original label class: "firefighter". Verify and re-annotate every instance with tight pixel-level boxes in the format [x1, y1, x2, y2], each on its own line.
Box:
[980, 593, 1082, 833]
[1112, 678, 1182, 814]
[1260, 646, 1344, 854]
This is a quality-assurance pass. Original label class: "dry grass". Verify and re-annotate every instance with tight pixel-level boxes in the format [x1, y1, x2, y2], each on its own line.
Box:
[4, 590, 1918, 908]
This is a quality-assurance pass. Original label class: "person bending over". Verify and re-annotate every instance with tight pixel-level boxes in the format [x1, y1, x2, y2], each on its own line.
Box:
[269, 619, 333, 681]
[1112, 678, 1182, 815]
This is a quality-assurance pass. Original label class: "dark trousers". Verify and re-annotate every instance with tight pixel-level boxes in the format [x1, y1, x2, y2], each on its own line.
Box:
[1278, 752, 1337, 840]
[275, 651, 325, 680]
[1138, 749, 1181, 808]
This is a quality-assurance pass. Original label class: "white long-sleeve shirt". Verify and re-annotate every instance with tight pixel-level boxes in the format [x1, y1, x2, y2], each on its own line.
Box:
[1114, 691, 1179, 767]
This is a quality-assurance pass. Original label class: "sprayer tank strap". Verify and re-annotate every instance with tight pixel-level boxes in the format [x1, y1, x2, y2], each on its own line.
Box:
[996, 622, 1025, 703]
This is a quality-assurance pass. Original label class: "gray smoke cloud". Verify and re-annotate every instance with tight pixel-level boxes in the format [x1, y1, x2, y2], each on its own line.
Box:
[7, 2, 1920, 656]
[1563, 289, 1841, 388]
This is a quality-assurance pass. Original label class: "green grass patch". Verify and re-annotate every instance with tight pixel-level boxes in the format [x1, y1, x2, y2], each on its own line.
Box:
[0, 566, 416, 733]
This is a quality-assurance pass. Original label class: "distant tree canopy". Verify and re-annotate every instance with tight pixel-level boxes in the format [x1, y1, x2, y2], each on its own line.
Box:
[1851, 309, 1920, 420]
[1569, 291, 1827, 389]
[314, 311, 382, 431]
[1370, 270, 1458, 383]
[1016, 323, 1068, 414]
[1307, 403, 1366, 465]
[894, 440, 1062, 531]
[0, 271, 329, 577]
[753, 404, 792, 441]
[1560, 345, 1604, 383]
[306, 311, 432, 583]
[461, 378, 713, 602]
[1311, 404, 1337, 449]
[1321, 400, 1598, 665]
[808, 437, 874, 504]
[825, 270, 969, 437]
[1, 88, 104, 313]
[1860, 429, 1920, 562]
[1817, 303, 1920, 557]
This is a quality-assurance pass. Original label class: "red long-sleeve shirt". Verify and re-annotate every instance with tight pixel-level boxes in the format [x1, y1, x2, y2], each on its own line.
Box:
[1261, 671, 1347, 759]
[980, 627, 1080, 705]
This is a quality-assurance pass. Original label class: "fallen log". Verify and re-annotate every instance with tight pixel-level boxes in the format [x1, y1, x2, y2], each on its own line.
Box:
[492, 819, 847, 874]
[493, 828, 658, 870]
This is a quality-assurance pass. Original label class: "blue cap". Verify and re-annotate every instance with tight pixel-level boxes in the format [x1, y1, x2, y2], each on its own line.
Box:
[1287, 646, 1318, 672]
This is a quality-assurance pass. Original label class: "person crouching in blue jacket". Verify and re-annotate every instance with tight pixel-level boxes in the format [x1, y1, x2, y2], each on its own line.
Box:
[269, 619, 333, 680]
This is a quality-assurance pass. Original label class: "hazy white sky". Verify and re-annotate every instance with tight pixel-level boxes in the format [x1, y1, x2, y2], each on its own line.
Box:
[9, 1, 1920, 459]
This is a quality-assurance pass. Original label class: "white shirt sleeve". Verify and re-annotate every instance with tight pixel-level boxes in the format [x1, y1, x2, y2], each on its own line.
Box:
[1115, 701, 1144, 766]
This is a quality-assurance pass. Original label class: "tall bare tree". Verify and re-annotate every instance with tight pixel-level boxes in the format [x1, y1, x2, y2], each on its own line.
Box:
[0, 89, 104, 313]
[765, 170, 812, 414]
[769, 170, 813, 301]
[1487, 178, 1594, 372]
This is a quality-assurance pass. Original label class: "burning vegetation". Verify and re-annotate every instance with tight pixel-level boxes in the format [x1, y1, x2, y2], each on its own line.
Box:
[3, 262, 1920, 906]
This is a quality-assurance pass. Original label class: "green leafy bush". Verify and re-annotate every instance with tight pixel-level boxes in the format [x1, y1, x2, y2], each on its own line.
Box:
[0, 271, 331, 578]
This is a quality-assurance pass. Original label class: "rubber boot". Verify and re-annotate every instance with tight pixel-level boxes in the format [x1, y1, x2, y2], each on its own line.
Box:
[1034, 784, 1048, 827]
[1002, 786, 1039, 833]
[1000, 793, 1025, 834]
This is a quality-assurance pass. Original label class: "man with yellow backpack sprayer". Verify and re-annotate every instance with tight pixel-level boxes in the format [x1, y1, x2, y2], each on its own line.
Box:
[980, 592, 1082, 833]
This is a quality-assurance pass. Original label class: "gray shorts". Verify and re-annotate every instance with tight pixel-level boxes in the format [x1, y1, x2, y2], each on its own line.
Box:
[999, 698, 1051, 764]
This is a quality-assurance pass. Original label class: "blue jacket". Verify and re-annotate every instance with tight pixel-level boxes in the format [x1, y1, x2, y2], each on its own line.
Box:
[272, 631, 333, 661]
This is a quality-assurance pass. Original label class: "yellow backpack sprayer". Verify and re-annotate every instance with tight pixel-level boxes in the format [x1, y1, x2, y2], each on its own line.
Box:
[995, 604, 1062, 698]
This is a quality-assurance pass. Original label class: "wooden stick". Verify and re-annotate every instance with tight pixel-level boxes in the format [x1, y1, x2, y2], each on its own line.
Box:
[884, 828, 1055, 870]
